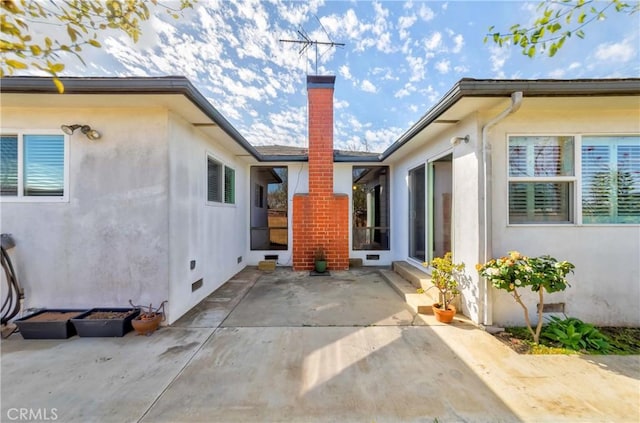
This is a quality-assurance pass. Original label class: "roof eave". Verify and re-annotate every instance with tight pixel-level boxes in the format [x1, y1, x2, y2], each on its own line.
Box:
[0, 76, 263, 161]
[380, 78, 640, 161]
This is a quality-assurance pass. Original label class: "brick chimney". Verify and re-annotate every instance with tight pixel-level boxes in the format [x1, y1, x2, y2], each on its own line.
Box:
[292, 75, 349, 271]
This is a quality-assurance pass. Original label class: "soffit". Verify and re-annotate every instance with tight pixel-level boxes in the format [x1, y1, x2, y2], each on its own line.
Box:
[1, 92, 258, 160]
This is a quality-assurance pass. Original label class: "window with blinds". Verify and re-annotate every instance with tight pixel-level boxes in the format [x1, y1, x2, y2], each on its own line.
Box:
[207, 157, 222, 203]
[207, 156, 235, 205]
[0, 136, 18, 196]
[508, 136, 575, 224]
[0, 133, 66, 199]
[582, 136, 640, 224]
[224, 166, 235, 204]
[24, 135, 65, 196]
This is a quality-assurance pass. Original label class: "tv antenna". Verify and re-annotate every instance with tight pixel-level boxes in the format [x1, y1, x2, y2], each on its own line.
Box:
[279, 16, 345, 75]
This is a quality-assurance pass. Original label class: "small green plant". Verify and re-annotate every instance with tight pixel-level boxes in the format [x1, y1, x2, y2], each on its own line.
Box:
[477, 251, 575, 344]
[420, 252, 465, 311]
[542, 316, 611, 353]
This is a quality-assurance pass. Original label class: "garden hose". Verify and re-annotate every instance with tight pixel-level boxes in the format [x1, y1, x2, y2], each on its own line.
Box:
[1, 234, 22, 331]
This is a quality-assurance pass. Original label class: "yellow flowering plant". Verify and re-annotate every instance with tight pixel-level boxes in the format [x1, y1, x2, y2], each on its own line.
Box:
[420, 252, 465, 311]
[476, 251, 575, 344]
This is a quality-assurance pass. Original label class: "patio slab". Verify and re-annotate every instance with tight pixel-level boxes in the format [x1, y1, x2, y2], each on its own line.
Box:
[1, 266, 638, 423]
[1, 326, 212, 423]
[222, 268, 417, 327]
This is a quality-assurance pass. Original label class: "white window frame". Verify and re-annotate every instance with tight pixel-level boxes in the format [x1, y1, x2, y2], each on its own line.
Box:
[579, 134, 640, 226]
[205, 152, 235, 207]
[507, 133, 640, 226]
[0, 129, 70, 203]
[507, 134, 577, 225]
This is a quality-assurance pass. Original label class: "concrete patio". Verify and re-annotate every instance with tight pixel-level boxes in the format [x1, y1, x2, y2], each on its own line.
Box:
[1, 267, 638, 422]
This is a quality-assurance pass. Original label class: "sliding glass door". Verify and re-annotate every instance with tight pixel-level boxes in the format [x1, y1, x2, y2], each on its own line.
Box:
[408, 165, 426, 261]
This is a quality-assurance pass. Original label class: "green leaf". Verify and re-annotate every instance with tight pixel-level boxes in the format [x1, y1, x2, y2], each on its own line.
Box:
[88, 39, 101, 48]
[576, 30, 585, 39]
[578, 12, 586, 24]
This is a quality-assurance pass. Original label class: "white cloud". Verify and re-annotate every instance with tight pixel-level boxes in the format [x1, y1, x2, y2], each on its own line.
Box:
[451, 34, 464, 54]
[377, 31, 394, 53]
[398, 15, 417, 30]
[361, 79, 377, 93]
[548, 68, 566, 78]
[425, 32, 442, 51]
[435, 59, 450, 74]
[364, 127, 405, 152]
[339, 65, 353, 81]
[594, 39, 635, 63]
[419, 4, 435, 21]
[335, 99, 350, 109]
[371, 67, 398, 81]
[394, 82, 416, 98]
[406, 55, 426, 82]
[398, 15, 417, 41]
[488, 44, 510, 78]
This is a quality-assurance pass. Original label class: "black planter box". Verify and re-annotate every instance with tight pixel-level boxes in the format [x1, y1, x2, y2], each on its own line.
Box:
[71, 308, 140, 337]
[15, 309, 88, 339]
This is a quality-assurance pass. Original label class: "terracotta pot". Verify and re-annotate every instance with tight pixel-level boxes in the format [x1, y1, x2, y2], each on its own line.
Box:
[432, 304, 456, 323]
[131, 313, 162, 336]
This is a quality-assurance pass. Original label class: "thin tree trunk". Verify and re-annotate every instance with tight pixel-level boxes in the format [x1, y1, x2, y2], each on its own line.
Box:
[534, 288, 544, 344]
[512, 287, 536, 342]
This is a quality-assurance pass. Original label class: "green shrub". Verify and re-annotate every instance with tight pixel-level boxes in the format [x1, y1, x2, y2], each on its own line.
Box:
[541, 316, 611, 353]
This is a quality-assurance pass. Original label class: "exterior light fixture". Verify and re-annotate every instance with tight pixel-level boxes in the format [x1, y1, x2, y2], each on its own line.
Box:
[61, 124, 101, 140]
[450, 135, 470, 146]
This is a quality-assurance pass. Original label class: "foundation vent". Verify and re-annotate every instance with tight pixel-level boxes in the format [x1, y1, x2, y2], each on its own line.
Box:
[192, 278, 203, 292]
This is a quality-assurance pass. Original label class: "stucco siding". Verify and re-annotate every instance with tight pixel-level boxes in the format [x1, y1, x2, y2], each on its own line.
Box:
[488, 98, 640, 326]
[0, 107, 170, 312]
[167, 114, 247, 324]
[390, 117, 483, 322]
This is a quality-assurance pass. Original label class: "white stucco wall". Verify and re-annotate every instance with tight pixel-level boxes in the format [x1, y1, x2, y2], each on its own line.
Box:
[167, 114, 247, 324]
[487, 100, 640, 326]
[449, 121, 483, 323]
[0, 107, 170, 312]
[390, 117, 483, 322]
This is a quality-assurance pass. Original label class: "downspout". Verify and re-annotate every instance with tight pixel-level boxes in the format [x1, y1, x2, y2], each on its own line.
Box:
[480, 91, 523, 326]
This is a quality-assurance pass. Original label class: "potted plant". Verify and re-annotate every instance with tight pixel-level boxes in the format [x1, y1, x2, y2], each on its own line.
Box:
[128, 300, 167, 336]
[419, 252, 465, 323]
[314, 247, 327, 273]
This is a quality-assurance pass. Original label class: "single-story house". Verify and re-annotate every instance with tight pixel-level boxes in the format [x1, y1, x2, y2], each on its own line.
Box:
[1, 75, 638, 327]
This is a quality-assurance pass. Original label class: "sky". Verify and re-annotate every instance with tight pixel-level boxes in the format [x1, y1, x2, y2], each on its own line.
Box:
[30, 0, 640, 153]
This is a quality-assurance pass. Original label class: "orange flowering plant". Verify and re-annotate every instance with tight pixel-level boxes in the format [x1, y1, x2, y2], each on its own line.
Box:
[476, 251, 574, 343]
